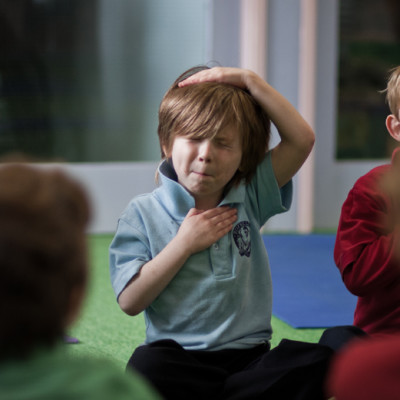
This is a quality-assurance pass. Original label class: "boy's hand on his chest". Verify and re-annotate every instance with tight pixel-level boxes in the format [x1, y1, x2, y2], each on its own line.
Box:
[177, 206, 237, 255]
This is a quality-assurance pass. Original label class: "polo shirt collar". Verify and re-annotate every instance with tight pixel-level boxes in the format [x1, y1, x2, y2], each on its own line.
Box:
[157, 160, 195, 221]
[157, 160, 245, 221]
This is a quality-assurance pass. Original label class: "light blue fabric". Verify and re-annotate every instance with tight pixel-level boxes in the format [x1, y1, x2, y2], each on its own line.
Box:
[110, 152, 292, 351]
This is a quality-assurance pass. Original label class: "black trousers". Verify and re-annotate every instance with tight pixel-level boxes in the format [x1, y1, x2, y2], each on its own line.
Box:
[127, 326, 365, 400]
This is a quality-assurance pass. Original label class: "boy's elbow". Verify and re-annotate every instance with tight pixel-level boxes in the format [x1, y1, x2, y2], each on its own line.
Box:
[299, 128, 315, 160]
[288, 123, 315, 156]
[305, 127, 315, 152]
[118, 293, 142, 316]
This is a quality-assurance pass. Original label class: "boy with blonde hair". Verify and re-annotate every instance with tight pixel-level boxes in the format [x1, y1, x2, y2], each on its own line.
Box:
[328, 68, 400, 398]
[334, 66, 400, 337]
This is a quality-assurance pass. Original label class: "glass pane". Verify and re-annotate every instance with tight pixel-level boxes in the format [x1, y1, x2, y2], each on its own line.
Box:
[0, 0, 209, 162]
[336, 0, 400, 160]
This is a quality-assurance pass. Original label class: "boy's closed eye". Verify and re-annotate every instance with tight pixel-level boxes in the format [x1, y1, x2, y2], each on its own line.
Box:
[215, 140, 232, 149]
[186, 137, 230, 148]
[185, 137, 204, 144]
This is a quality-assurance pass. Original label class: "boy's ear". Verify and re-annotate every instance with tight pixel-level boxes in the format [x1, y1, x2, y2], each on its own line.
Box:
[386, 114, 400, 141]
[162, 145, 170, 158]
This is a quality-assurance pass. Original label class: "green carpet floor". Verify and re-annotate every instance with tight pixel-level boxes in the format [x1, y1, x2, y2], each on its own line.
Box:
[68, 235, 324, 369]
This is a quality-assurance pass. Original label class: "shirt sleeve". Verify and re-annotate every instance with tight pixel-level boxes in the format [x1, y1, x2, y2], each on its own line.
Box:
[109, 216, 151, 299]
[334, 168, 399, 296]
[246, 152, 293, 226]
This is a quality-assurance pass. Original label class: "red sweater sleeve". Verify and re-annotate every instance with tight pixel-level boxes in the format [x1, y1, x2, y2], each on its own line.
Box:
[334, 165, 399, 296]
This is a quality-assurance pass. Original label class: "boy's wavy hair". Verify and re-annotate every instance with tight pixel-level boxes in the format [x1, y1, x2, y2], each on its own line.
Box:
[158, 66, 271, 186]
[0, 163, 90, 360]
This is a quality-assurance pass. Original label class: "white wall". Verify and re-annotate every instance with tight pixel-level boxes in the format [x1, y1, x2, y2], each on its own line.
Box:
[62, 162, 158, 233]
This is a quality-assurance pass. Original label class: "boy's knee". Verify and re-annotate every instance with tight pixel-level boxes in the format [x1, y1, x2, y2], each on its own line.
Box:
[319, 325, 367, 352]
[127, 339, 184, 374]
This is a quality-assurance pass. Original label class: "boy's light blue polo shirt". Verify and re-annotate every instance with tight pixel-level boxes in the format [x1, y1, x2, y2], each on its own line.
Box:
[110, 152, 292, 351]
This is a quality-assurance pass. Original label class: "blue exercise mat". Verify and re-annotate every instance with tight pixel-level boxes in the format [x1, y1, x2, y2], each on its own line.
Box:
[263, 234, 357, 328]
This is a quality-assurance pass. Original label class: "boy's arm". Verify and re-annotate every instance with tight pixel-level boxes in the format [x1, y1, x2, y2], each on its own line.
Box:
[117, 206, 237, 315]
[334, 162, 400, 296]
[179, 67, 315, 187]
[334, 184, 398, 296]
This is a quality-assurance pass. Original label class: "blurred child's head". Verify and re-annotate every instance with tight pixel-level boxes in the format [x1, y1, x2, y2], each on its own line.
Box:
[158, 66, 271, 186]
[0, 164, 91, 360]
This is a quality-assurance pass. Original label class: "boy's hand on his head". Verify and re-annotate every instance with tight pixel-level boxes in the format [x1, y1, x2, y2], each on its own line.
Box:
[177, 206, 237, 255]
[178, 67, 254, 91]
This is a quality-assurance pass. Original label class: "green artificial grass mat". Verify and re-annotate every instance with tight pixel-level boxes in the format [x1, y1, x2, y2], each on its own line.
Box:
[67, 234, 324, 369]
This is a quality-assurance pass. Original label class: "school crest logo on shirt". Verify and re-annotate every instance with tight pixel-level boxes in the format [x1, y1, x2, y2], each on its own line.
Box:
[233, 221, 251, 257]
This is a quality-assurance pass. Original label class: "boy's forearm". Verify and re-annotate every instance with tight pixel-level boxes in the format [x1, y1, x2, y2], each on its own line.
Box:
[118, 207, 237, 315]
[118, 235, 192, 316]
[246, 71, 311, 139]
[246, 71, 315, 187]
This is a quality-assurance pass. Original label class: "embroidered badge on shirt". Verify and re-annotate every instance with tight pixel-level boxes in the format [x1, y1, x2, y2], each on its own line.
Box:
[233, 221, 251, 257]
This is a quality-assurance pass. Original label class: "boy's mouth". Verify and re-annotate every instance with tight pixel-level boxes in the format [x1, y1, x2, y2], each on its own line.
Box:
[193, 170, 212, 177]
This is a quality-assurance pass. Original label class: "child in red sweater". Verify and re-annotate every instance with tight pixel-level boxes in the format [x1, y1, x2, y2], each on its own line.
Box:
[334, 66, 400, 337]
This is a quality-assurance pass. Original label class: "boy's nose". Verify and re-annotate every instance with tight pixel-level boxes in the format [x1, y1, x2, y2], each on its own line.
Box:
[198, 140, 212, 162]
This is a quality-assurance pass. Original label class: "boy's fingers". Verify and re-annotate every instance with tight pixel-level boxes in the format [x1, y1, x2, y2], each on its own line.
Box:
[211, 209, 237, 225]
[178, 67, 245, 89]
[204, 206, 236, 217]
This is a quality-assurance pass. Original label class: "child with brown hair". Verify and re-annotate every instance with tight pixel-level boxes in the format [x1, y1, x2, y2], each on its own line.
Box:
[110, 66, 363, 399]
[0, 163, 160, 399]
